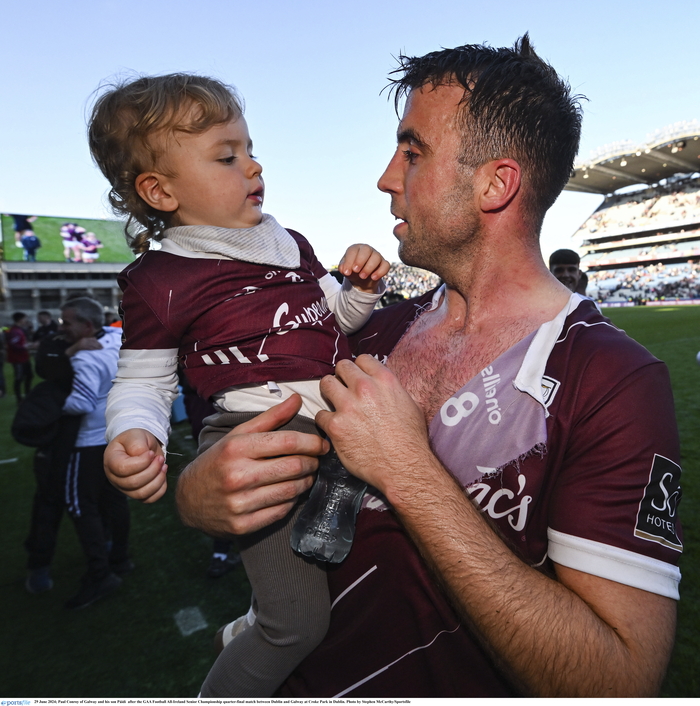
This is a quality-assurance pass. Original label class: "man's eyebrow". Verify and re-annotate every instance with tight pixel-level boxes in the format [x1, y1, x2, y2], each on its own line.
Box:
[396, 128, 432, 154]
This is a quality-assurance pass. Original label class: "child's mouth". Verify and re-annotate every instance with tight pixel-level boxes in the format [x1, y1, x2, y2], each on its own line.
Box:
[248, 188, 264, 205]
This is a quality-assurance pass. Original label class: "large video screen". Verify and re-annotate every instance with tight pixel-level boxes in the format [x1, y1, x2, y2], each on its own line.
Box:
[1, 213, 134, 263]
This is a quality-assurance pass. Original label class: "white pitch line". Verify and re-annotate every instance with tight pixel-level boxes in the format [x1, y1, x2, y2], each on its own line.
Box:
[174, 606, 208, 636]
[0, 458, 19, 465]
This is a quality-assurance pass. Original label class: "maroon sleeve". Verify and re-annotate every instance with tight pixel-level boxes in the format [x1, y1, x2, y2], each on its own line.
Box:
[546, 351, 682, 597]
[288, 229, 330, 282]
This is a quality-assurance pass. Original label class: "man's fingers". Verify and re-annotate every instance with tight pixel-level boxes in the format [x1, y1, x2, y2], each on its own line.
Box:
[214, 394, 330, 463]
[233, 394, 303, 435]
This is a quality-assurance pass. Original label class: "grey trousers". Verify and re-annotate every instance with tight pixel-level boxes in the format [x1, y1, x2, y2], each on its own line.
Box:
[197, 411, 330, 697]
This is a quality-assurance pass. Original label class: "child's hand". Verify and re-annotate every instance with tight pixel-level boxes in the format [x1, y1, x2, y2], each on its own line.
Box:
[104, 429, 168, 503]
[338, 244, 390, 293]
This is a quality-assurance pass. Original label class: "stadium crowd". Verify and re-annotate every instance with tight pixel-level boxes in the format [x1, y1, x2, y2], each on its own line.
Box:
[576, 179, 700, 237]
[587, 261, 700, 303]
[379, 262, 441, 302]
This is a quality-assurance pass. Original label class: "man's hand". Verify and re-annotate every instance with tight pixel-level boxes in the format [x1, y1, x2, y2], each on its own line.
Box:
[104, 428, 167, 503]
[316, 355, 429, 499]
[175, 394, 329, 538]
[337, 244, 390, 293]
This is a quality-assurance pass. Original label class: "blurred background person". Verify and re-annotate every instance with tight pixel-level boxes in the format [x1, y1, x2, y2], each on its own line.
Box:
[549, 248, 582, 293]
[7, 312, 33, 404]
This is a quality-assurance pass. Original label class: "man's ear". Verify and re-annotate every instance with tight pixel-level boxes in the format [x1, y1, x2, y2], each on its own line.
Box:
[477, 159, 521, 212]
[134, 172, 179, 213]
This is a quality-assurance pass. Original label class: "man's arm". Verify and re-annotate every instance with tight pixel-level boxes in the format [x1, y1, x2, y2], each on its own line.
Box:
[315, 355, 676, 697]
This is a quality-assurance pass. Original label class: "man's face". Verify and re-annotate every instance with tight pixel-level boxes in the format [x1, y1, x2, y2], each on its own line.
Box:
[38, 313, 51, 326]
[550, 263, 581, 292]
[377, 83, 480, 274]
[154, 116, 265, 230]
[60, 308, 94, 344]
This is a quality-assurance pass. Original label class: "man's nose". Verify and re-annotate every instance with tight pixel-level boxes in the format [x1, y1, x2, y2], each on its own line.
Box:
[377, 151, 402, 194]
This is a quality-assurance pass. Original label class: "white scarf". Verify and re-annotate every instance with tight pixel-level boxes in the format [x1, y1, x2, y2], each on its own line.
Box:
[164, 213, 300, 269]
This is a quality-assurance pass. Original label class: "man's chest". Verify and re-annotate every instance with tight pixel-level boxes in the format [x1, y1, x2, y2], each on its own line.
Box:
[388, 315, 532, 422]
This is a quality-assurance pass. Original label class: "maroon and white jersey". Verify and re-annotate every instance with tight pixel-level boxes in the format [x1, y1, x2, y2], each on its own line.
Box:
[106, 227, 383, 445]
[118, 229, 350, 398]
[278, 293, 683, 697]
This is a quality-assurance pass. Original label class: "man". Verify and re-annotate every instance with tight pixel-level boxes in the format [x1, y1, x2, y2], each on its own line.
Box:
[7, 312, 33, 403]
[59, 297, 131, 609]
[31, 310, 59, 347]
[107, 37, 682, 696]
[549, 248, 582, 292]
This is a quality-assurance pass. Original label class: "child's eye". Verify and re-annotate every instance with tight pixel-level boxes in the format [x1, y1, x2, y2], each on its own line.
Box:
[218, 156, 236, 164]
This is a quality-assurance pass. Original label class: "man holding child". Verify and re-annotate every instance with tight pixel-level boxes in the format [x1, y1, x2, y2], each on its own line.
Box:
[108, 36, 682, 697]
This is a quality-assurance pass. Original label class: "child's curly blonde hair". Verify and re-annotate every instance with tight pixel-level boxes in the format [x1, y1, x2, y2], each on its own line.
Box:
[88, 73, 243, 253]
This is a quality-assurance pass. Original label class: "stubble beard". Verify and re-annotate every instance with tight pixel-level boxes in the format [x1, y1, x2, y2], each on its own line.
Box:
[398, 187, 481, 280]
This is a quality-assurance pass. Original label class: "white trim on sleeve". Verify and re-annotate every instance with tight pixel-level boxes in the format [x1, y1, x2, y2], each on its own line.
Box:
[547, 528, 680, 600]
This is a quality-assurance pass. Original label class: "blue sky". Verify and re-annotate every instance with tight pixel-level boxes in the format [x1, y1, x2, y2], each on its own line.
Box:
[1, 0, 697, 266]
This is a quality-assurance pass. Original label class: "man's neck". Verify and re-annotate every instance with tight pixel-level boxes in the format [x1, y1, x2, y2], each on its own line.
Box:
[437, 245, 571, 337]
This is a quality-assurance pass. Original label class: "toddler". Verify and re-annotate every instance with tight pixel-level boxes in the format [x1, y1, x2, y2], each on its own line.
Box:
[89, 74, 388, 697]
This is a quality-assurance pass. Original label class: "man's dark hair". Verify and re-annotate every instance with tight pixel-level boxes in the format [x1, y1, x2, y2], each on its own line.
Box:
[549, 248, 580, 267]
[12, 311, 27, 323]
[387, 34, 584, 230]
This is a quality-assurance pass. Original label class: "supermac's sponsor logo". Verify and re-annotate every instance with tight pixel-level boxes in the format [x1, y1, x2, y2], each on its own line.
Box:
[634, 454, 683, 552]
[467, 473, 532, 532]
[541, 375, 560, 408]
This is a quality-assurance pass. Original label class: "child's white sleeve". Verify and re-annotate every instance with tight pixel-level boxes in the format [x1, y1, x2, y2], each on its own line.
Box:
[105, 348, 180, 450]
[318, 273, 386, 335]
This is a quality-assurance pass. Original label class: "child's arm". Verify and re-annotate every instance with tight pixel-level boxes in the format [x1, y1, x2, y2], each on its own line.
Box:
[337, 243, 390, 293]
[104, 428, 168, 503]
[319, 244, 389, 335]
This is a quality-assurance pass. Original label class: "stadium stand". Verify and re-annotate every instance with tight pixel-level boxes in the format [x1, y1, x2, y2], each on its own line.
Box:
[564, 121, 700, 305]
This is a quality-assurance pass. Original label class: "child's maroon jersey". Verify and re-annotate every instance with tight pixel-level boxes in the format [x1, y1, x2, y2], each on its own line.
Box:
[118, 230, 351, 400]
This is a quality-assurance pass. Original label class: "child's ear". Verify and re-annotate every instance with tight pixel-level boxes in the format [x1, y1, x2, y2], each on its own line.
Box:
[135, 172, 179, 213]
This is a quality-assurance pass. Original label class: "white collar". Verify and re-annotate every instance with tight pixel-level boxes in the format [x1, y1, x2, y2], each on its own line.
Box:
[161, 213, 300, 269]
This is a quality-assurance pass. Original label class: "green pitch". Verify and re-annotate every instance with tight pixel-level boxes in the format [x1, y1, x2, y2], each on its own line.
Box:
[1, 214, 134, 263]
[0, 304, 697, 696]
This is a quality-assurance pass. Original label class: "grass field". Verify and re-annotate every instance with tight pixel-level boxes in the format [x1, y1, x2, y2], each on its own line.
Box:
[1, 214, 133, 264]
[0, 304, 698, 697]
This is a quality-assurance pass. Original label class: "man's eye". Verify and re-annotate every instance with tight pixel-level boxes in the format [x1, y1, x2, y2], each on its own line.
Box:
[402, 149, 418, 164]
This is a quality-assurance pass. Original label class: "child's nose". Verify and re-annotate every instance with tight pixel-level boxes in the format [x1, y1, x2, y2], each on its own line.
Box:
[248, 157, 262, 178]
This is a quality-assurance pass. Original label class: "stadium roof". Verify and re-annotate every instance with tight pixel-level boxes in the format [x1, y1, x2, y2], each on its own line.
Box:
[565, 121, 700, 195]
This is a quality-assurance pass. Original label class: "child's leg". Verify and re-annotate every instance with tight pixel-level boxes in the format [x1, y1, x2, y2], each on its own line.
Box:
[197, 413, 330, 698]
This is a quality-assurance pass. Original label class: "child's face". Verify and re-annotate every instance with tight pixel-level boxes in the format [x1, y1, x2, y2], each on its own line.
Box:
[158, 116, 264, 229]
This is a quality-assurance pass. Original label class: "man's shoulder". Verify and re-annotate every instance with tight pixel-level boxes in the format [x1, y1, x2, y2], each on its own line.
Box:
[558, 299, 658, 367]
